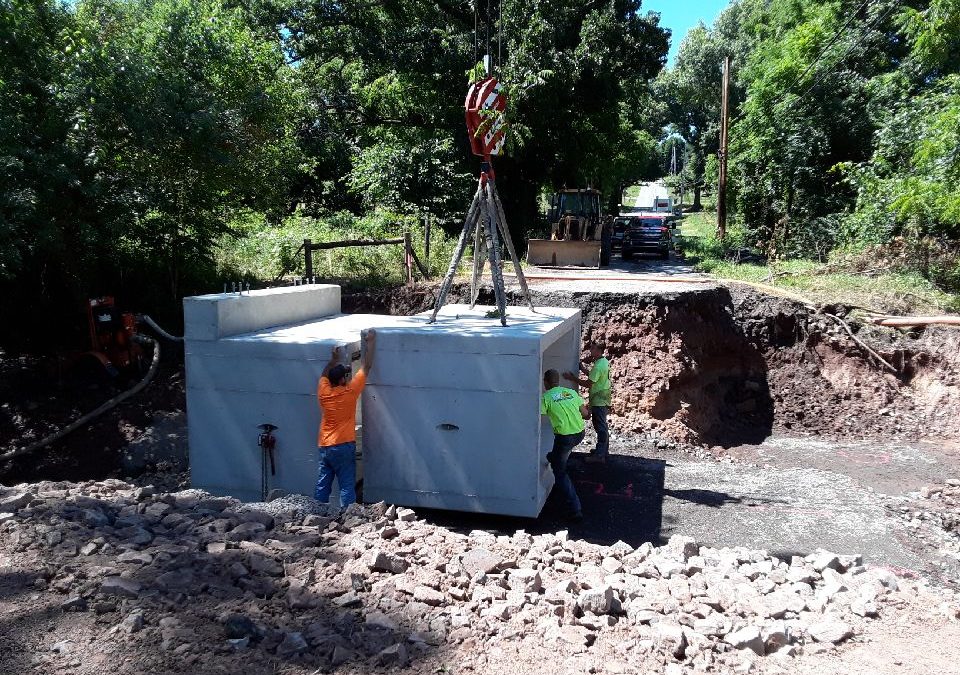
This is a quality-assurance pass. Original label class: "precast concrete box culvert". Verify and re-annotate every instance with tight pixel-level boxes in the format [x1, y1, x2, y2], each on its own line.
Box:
[362, 304, 582, 517]
[183, 285, 580, 516]
[183, 284, 404, 503]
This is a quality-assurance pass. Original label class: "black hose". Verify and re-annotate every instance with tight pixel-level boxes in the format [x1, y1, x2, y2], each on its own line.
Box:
[0, 335, 161, 461]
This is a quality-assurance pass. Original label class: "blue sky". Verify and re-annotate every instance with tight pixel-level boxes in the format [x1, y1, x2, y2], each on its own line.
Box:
[642, 0, 730, 65]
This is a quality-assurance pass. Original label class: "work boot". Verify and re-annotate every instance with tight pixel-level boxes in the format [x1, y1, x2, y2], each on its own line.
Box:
[584, 454, 606, 465]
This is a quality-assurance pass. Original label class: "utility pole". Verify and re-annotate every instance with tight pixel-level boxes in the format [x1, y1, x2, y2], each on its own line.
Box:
[717, 55, 730, 240]
[679, 145, 685, 206]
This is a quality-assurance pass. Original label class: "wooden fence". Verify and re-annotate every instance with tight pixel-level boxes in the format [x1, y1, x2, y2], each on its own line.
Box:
[303, 231, 430, 285]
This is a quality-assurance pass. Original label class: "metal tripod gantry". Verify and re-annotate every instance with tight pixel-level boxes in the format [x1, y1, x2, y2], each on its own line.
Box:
[429, 75, 534, 326]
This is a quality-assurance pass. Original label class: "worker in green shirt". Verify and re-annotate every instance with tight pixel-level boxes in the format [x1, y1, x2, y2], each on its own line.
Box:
[564, 340, 611, 464]
[540, 369, 588, 522]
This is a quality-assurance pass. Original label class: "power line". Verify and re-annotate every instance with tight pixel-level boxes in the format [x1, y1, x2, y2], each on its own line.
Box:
[780, 0, 875, 98]
[787, 0, 900, 107]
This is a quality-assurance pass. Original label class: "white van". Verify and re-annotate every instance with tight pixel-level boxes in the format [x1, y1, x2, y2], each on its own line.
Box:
[634, 181, 673, 214]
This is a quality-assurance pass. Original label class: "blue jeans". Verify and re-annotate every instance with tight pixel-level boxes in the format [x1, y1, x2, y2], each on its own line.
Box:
[547, 430, 585, 516]
[591, 406, 609, 457]
[315, 442, 357, 507]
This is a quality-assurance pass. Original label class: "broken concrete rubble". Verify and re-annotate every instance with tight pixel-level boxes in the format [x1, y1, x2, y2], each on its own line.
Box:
[0, 477, 949, 674]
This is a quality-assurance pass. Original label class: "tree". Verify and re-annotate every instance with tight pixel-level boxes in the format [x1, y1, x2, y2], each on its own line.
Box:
[724, 0, 906, 256]
[0, 0, 304, 347]
[0, 0, 77, 283]
[283, 0, 669, 231]
[655, 23, 722, 211]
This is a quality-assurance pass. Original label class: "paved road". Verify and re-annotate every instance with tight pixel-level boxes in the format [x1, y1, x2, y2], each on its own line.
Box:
[526, 256, 702, 278]
[501, 254, 713, 295]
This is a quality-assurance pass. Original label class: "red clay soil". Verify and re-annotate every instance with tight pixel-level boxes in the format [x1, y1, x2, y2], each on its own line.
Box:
[592, 287, 960, 447]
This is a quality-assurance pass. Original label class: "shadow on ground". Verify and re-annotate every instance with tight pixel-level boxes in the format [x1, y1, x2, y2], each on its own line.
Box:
[417, 453, 756, 549]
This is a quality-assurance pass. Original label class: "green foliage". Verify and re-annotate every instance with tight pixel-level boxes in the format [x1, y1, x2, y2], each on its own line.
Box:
[214, 210, 457, 287]
[702, 154, 719, 194]
[659, 0, 959, 297]
[0, 0, 75, 281]
[79, 0, 304, 295]
[0, 0, 304, 346]
[842, 76, 960, 247]
[677, 213, 959, 313]
[348, 132, 474, 215]
[495, 0, 668, 212]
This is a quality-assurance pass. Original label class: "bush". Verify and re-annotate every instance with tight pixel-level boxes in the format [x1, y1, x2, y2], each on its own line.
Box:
[831, 237, 960, 294]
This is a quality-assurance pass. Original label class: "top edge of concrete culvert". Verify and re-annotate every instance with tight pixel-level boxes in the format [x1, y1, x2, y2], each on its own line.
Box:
[184, 283, 341, 301]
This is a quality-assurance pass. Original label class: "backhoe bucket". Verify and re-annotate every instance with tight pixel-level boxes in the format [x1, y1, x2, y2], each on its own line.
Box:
[527, 239, 602, 267]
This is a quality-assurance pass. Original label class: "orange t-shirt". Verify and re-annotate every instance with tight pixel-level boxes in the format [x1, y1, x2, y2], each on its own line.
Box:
[317, 370, 366, 447]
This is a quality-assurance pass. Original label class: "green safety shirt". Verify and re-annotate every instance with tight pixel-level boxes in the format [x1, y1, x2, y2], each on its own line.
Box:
[588, 356, 611, 407]
[540, 386, 586, 436]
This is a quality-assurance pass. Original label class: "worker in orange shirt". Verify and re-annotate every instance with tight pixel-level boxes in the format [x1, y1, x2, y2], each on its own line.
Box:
[315, 329, 376, 507]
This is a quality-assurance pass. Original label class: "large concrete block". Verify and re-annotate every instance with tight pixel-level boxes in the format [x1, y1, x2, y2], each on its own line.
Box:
[362, 304, 581, 517]
[183, 284, 340, 341]
[183, 285, 405, 502]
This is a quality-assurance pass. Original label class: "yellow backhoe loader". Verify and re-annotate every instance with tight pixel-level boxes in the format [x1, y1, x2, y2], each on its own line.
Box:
[527, 189, 612, 267]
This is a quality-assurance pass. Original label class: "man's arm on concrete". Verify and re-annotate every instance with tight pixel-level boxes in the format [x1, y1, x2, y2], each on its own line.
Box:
[360, 329, 376, 374]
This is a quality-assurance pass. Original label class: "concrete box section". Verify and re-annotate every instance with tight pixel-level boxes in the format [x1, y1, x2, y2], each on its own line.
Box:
[362, 304, 582, 517]
[184, 285, 402, 502]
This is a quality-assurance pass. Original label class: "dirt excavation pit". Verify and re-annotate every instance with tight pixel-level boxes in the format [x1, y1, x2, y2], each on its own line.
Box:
[594, 287, 960, 449]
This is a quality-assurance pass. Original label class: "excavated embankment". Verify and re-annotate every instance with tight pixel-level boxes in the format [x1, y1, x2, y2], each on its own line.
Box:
[347, 283, 960, 448]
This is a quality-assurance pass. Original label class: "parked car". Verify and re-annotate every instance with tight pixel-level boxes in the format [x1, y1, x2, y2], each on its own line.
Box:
[612, 217, 631, 251]
[621, 215, 672, 260]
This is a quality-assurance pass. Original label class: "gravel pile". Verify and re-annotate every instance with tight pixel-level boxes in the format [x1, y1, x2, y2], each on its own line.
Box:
[887, 478, 960, 578]
[0, 479, 955, 674]
[239, 493, 341, 521]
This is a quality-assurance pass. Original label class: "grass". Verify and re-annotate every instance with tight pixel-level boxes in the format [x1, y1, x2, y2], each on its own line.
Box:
[674, 206, 960, 315]
[214, 210, 457, 288]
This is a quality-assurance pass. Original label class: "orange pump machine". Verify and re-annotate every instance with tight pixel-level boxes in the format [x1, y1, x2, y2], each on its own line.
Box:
[86, 297, 142, 376]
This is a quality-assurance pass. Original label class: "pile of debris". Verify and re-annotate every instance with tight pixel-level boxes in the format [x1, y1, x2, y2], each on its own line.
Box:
[888, 479, 960, 575]
[0, 480, 932, 674]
